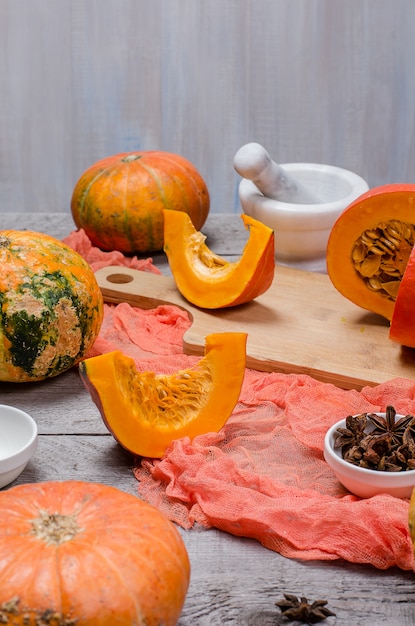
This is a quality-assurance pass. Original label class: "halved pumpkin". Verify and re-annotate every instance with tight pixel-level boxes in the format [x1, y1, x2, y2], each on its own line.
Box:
[327, 184, 415, 321]
[79, 332, 247, 458]
[409, 487, 415, 548]
[390, 245, 415, 347]
[163, 210, 275, 308]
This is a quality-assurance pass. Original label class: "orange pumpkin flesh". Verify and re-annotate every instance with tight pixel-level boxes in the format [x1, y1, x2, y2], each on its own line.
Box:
[79, 332, 247, 458]
[409, 487, 415, 548]
[71, 151, 210, 254]
[390, 245, 415, 347]
[327, 184, 415, 321]
[0, 230, 103, 382]
[163, 210, 275, 309]
[0, 480, 190, 626]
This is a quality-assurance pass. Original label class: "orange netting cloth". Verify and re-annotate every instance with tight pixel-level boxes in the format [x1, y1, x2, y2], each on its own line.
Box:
[65, 229, 415, 572]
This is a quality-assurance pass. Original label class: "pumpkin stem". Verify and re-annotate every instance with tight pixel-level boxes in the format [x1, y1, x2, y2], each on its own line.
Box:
[0, 235, 11, 248]
[31, 511, 81, 545]
[121, 154, 142, 162]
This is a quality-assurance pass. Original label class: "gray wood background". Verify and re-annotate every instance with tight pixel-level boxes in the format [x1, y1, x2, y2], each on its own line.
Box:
[1, 0, 414, 216]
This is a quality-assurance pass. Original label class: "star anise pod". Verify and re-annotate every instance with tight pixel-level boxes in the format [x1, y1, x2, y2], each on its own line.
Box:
[361, 433, 394, 468]
[334, 413, 367, 452]
[367, 405, 415, 447]
[275, 593, 336, 624]
[335, 406, 415, 471]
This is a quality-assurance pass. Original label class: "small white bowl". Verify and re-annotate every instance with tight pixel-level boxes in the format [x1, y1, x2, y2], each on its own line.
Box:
[238, 163, 369, 272]
[0, 404, 38, 489]
[324, 414, 415, 499]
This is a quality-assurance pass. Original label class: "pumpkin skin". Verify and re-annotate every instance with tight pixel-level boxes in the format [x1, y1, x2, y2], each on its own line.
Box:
[0, 230, 104, 382]
[0, 480, 190, 625]
[409, 486, 415, 549]
[79, 332, 247, 458]
[390, 245, 415, 347]
[163, 210, 275, 309]
[327, 184, 415, 321]
[71, 151, 210, 254]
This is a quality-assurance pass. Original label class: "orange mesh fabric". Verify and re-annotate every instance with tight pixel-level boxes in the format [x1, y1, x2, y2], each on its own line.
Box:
[65, 230, 415, 572]
[63, 229, 162, 273]
[134, 373, 415, 571]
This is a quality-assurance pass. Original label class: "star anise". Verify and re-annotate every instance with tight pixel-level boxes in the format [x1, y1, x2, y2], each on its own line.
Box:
[333, 412, 367, 452]
[367, 405, 415, 447]
[275, 594, 336, 624]
[334, 405, 415, 471]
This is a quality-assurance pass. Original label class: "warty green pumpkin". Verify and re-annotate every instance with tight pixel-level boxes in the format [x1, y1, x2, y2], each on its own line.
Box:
[0, 230, 103, 382]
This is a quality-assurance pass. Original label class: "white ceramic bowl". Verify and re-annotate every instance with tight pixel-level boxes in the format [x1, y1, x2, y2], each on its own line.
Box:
[324, 414, 415, 499]
[0, 404, 38, 489]
[238, 163, 369, 272]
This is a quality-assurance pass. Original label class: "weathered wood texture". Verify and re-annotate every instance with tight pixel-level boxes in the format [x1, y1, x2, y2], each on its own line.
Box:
[1, 1, 415, 217]
[0, 213, 415, 624]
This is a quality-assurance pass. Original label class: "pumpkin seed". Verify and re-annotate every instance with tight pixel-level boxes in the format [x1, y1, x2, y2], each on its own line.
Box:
[381, 280, 401, 298]
[367, 276, 382, 290]
[359, 255, 381, 277]
[351, 219, 415, 301]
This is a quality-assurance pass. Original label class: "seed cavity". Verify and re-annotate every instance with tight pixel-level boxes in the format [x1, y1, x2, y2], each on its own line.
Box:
[352, 220, 415, 301]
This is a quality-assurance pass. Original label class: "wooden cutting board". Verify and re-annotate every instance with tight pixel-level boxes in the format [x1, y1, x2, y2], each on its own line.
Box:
[95, 265, 415, 390]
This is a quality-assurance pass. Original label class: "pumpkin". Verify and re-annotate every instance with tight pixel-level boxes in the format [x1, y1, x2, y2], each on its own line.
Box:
[327, 184, 415, 321]
[0, 480, 190, 625]
[390, 245, 415, 347]
[0, 230, 103, 382]
[409, 487, 415, 546]
[70, 151, 210, 254]
[79, 332, 247, 458]
[163, 210, 275, 309]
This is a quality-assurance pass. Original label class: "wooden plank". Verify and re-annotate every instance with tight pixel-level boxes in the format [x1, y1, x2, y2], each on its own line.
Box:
[0, 212, 247, 261]
[95, 264, 415, 390]
[0, 369, 108, 435]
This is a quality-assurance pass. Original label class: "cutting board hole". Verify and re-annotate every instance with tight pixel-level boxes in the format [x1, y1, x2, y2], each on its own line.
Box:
[105, 273, 134, 284]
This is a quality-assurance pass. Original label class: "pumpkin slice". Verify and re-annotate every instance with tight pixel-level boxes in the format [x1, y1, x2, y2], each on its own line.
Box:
[409, 486, 415, 549]
[79, 332, 247, 458]
[163, 209, 275, 308]
[390, 245, 415, 347]
[327, 184, 415, 321]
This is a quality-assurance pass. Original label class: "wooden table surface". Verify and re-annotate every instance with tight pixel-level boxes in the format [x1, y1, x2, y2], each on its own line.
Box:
[1, 213, 415, 625]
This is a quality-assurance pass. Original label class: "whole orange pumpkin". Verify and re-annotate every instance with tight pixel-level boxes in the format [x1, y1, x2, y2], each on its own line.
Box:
[71, 151, 210, 254]
[0, 481, 190, 625]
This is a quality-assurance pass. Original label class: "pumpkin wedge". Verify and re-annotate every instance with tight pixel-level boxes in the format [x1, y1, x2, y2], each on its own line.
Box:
[327, 184, 415, 321]
[409, 486, 415, 549]
[163, 210, 275, 308]
[390, 245, 415, 347]
[79, 332, 247, 458]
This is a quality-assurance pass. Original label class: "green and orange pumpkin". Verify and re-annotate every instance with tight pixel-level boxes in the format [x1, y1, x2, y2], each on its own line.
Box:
[0, 230, 103, 382]
[71, 151, 210, 254]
